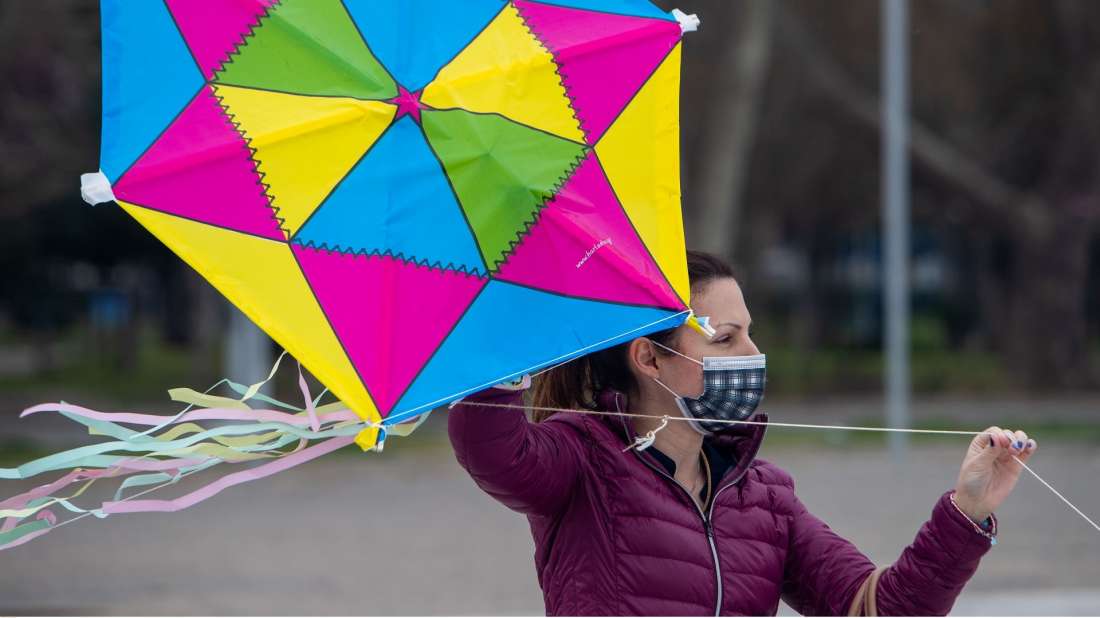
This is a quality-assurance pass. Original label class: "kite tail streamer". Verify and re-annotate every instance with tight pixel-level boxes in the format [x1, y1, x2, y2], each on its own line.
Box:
[0, 354, 424, 551]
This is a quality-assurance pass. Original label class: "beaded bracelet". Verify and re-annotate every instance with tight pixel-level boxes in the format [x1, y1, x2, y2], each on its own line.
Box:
[949, 491, 998, 546]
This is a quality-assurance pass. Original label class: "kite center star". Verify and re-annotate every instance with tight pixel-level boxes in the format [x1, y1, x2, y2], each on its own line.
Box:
[388, 85, 427, 124]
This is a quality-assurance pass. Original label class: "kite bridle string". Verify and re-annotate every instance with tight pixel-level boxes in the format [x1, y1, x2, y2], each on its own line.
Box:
[451, 399, 1100, 534]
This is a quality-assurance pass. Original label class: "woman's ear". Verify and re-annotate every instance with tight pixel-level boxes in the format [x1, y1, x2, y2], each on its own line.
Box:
[628, 337, 662, 380]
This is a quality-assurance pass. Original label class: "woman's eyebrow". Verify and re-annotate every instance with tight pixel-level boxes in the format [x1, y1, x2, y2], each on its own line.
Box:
[714, 321, 752, 330]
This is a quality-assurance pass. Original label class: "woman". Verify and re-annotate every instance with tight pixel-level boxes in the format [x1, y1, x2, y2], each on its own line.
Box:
[448, 251, 1037, 616]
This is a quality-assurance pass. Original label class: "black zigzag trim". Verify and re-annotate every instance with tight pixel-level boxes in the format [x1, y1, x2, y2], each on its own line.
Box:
[490, 147, 589, 273]
[512, 0, 589, 142]
[211, 89, 290, 240]
[210, 0, 282, 82]
[292, 239, 490, 280]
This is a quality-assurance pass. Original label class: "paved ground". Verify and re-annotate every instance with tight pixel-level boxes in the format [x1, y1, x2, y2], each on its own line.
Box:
[1, 400, 1098, 615]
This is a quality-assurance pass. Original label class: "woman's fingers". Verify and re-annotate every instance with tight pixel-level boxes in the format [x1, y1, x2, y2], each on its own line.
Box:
[994, 428, 1038, 462]
[1007, 428, 1034, 461]
[979, 426, 1039, 458]
[995, 427, 1014, 450]
[1011, 429, 1029, 451]
[1019, 439, 1038, 463]
[981, 425, 1006, 449]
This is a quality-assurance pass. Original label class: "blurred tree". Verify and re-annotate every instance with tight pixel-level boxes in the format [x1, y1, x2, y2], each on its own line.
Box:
[682, 0, 775, 261]
[0, 1, 223, 379]
[3, 0, 1096, 394]
[740, 0, 1098, 388]
[0, 1, 99, 210]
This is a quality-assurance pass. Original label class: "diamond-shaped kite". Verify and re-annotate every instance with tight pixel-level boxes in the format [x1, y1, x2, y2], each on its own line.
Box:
[88, 0, 696, 450]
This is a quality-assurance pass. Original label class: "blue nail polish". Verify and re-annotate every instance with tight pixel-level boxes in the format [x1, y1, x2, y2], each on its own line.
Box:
[1014, 440, 1024, 450]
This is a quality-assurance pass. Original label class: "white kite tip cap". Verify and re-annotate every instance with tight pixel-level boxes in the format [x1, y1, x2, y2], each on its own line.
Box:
[671, 8, 700, 33]
[686, 310, 717, 338]
[80, 170, 115, 206]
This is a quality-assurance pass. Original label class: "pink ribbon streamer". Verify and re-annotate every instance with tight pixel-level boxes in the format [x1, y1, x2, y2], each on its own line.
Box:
[21, 401, 357, 427]
[0, 457, 204, 532]
[101, 436, 354, 514]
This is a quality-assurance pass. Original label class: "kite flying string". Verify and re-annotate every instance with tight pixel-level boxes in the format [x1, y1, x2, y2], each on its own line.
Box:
[31, 397, 1100, 540]
[452, 398, 1100, 534]
[21, 341, 1098, 540]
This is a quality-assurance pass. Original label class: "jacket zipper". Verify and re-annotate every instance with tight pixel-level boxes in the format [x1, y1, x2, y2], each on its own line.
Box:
[631, 450, 748, 616]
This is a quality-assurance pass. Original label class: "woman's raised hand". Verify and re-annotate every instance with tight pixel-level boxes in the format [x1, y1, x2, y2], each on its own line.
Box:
[953, 426, 1038, 522]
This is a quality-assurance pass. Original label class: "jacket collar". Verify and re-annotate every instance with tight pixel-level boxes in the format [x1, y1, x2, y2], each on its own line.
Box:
[597, 389, 768, 489]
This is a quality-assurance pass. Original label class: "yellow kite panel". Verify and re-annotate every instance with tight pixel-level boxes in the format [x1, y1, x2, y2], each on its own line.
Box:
[595, 43, 688, 304]
[421, 4, 585, 144]
[213, 85, 396, 236]
[119, 201, 381, 426]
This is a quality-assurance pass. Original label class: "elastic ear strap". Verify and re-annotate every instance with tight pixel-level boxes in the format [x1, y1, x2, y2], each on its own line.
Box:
[651, 377, 681, 398]
[649, 340, 703, 366]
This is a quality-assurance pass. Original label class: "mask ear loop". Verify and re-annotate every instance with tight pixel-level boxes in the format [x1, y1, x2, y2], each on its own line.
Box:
[622, 415, 670, 452]
[645, 340, 708, 438]
[649, 339, 704, 366]
[648, 339, 701, 407]
[652, 375, 683, 399]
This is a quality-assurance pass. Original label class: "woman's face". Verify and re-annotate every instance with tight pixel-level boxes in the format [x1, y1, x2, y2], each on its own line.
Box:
[650, 277, 760, 398]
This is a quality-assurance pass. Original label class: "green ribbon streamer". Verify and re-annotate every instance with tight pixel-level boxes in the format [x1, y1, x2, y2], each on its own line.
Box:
[0, 420, 365, 480]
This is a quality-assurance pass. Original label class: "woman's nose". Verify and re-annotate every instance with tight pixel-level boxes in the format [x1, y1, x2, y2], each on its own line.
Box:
[744, 337, 761, 356]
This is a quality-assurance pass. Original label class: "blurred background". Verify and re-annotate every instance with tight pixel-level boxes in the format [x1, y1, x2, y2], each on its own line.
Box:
[1, 0, 1098, 615]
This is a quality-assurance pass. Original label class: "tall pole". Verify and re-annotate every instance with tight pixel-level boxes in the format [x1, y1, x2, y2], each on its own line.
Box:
[882, 0, 911, 463]
[226, 304, 272, 394]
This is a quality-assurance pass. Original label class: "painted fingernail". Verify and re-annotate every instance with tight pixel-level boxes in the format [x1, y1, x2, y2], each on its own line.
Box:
[988, 435, 995, 447]
[1027, 439, 1036, 449]
[1014, 440, 1024, 450]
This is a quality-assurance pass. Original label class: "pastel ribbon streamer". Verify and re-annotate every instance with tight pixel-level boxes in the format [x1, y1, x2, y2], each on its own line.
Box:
[22, 401, 359, 429]
[101, 435, 354, 514]
[0, 419, 366, 480]
[0, 516, 54, 551]
[0, 350, 429, 552]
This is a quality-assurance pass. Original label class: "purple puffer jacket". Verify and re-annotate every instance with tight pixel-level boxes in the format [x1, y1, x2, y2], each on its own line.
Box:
[448, 388, 996, 616]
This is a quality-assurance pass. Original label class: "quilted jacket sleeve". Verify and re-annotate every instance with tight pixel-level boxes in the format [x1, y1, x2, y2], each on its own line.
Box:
[781, 489, 995, 616]
[447, 387, 585, 517]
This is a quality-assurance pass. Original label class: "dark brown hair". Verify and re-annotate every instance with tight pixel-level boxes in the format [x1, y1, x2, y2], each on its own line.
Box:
[530, 250, 736, 421]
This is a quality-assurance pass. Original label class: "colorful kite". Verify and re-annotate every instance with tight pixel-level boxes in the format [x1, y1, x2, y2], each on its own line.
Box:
[81, 0, 703, 449]
[2, 0, 703, 549]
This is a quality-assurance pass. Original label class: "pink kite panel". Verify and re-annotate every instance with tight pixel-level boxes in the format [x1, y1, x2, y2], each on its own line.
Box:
[496, 152, 681, 310]
[515, 0, 681, 144]
[165, 0, 277, 79]
[113, 87, 284, 240]
[293, 247, 488, 415]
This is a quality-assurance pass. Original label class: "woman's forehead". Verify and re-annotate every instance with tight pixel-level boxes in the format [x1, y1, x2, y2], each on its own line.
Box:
[690, 278, 749, 325]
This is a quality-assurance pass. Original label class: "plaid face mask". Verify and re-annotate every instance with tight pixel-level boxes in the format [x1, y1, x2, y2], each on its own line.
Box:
[651, 341, 766, 434]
